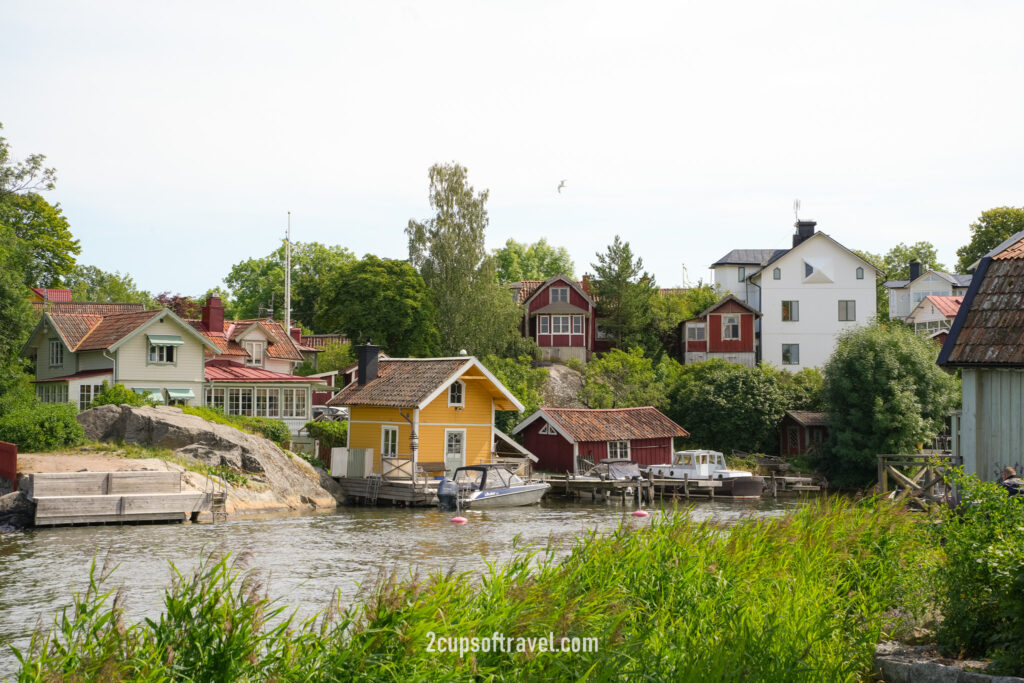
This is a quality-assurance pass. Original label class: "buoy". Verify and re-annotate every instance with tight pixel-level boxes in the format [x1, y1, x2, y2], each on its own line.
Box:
[631, 510, 650, 518]
[450, 516, 468, 524]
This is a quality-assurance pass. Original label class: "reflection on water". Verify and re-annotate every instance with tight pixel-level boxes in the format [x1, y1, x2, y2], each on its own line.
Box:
[0, 497, 806, 677]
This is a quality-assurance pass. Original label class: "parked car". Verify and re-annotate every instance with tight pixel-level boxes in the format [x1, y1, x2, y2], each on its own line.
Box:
[312, 406, 348, 421]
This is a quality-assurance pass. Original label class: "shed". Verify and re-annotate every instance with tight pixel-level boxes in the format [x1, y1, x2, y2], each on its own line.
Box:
[512, 407, 689, 473]
[779, 410, 829, 456]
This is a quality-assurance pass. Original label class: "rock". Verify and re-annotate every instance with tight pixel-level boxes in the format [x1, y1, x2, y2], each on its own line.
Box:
[77, 404, 344, 514]
[874, 641, 1024, 683]
[0, 491, 34, 530]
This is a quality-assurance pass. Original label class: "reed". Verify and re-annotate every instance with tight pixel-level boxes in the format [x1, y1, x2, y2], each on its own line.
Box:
[12, 498, 935, 682]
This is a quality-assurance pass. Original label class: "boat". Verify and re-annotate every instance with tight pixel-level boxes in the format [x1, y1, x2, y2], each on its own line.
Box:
[580, 458, 645, 482]
[438, 464, 550, 510]
[647, 450, 764, 499]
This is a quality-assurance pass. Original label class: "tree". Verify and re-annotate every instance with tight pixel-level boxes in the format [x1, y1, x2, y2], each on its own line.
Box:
[65, 265, 155, 305]
[591, 236, 659, 354]
[493, 238, 575, 283]
[882, 241, 946, 279]
[0, 225, 33, 391]
[316, 255, 440, 357]
[406, 163, 530, 357]
[578, 347, 667, 410]
[0, 122, 56, 199]
[295, 341, 356, 377]
[481, 355, 548, 433]
[761, 365, 825, 412]
[650, 282, 722, 357]
[956, 207, 1024, 273]
[663, 359, 787, 454]
[821, 323, 960, 488]
[155, 292, 202, 319]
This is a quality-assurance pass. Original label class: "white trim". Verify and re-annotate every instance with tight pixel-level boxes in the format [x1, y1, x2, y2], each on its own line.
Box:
[495, 428, 538, 462]
[522, 274, 594, 309]
[550, 286, 570, 304]
[381, 424, 399, 457]
[350, 419, 492, 427]
[109, 308, 221, 354]
[447, 378, 466, 407]
[511, 410, 575, 443]
[608, 440, 631, 459]
[415, 358, 525, 412]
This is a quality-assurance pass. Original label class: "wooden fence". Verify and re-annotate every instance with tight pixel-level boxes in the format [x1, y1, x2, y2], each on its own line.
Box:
[877, 452, 961, 509]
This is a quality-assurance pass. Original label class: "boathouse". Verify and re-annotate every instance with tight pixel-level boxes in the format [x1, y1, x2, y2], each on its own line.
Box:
[512, 407, 689, 474]
[779, 410, 829, 456]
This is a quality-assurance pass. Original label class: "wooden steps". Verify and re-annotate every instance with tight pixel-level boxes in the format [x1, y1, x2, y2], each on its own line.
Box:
[29, 472, 211, 526]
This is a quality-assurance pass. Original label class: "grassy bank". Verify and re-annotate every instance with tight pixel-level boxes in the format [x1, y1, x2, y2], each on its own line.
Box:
[84, 442, 250, 487]
[13, 497, 935, 682]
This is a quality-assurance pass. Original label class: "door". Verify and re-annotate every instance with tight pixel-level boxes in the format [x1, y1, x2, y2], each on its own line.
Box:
[787, 425, 800, 455]
[445, 429, 466, 474]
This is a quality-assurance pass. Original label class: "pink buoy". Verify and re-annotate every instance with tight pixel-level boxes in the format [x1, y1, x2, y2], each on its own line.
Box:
[631, 510, 650, 518]
[450, 516, 468, 524]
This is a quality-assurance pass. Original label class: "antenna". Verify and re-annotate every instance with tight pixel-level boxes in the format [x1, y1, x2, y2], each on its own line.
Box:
[793, 199, 801, 222]
[681, 263, 691, 288]
[284, 211, 292, 329]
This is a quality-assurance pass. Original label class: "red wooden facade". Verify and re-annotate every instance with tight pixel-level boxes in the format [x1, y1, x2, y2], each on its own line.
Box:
[517, 276, 597, 359]
[520, 420, 676, 472]
[683, 296, 760, 366]
[779, 411, 829, 456]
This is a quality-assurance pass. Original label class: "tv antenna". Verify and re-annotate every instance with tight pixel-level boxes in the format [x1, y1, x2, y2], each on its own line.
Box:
[793, 199, 801, 221]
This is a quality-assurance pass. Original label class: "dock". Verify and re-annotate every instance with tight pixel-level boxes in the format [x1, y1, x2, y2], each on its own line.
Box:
[28, 472, 211, 526]
[335, 476, 438, 506]
[542, 472, 820, 502]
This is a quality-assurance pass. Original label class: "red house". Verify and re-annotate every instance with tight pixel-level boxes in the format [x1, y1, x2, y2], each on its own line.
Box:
[779, 410, 829, 456]
[682, 295, 760, 367]
[512, 407, 689, 474]
[511, 275, 597, 363]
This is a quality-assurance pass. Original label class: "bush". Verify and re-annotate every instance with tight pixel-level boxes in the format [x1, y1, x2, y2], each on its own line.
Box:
[0, 400, 84, 452]
[180, 405, 291, 445]
[305, 420, 348, 448]
[89, 382, 155, 408]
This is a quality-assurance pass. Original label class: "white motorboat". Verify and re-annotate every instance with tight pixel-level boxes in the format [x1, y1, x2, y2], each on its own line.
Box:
[438, 465, 550, 510]
[648, 450, 764, 499]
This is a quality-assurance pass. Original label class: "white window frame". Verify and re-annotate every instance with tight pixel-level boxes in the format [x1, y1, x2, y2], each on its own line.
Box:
[444, 428, 466, 471]
[608, 440, 630, 459]
[48, 339, 63, 367]
[149, 344, 176, 364]
[782, 300, 799, 322]
[448, 379, 465, 407]
[551, 315, 570, 334]
[550, 287, 569, 303]
[572, 315, 583, 334]
[687, 324, 706, 341]
[538, 316, 549, 334]
[206, 387, 225, 410]
[79, 384, 104, 411]
[382, 425, 399, 457]
[722, 315, 741, 340]
[243, 341, 265, 367]
[782, 344, 800, 365]
[539, 423, 558, 436]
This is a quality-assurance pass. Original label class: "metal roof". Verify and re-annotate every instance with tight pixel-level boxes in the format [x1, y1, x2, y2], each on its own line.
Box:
[711, 249, 788, 267]
[204, 359, 326, 383]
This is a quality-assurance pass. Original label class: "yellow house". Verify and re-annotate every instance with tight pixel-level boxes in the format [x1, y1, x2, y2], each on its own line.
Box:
[328, 346, 524, 475]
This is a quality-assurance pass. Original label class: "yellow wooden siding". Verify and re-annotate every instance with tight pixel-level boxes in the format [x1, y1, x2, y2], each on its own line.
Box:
[418, 424, 492, 467]
[418, 372, 495, 425]
[348, 406, 413, 474]
[116, 318, 206, 385]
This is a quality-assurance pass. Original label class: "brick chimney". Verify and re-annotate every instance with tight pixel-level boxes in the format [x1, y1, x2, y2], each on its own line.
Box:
[909, 260, 922, 282]
[290, 327, 302, 343]
[202, 295, 225, 336]
[793, 220, 817, 247]
[357, 341, 380, 385]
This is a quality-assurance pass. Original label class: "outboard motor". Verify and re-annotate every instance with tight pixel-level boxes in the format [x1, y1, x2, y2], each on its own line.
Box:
[438, 478, 459, 511]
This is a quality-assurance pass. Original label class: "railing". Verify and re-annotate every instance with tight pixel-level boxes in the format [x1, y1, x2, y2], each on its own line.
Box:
[877, 453, 961, 509]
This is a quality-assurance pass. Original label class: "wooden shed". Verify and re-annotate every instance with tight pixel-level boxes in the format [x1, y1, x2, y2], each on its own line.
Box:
[779, 410, 829, 456]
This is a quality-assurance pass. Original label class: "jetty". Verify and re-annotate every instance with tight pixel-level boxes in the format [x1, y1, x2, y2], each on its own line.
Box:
[28, 471, 212, 526]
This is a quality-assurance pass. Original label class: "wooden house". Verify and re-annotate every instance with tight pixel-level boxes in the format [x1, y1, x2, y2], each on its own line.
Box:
[681, 295, 760, 367]
[328, 344, 524, 476]
[511, 274, 597, 363]
[779, 410, 829, 456]
[938, 229, 1024, 481]
[906, 295, 963, 336]
[512, 406, 689, 473]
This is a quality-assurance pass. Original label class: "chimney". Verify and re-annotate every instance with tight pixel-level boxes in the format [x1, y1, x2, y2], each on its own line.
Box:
[202, 295, 225, 336]
[792, 220, 817, 247]
[909, 260, 922, 281]
[357, 341, 380, 385]
[290, 327, 302, 343]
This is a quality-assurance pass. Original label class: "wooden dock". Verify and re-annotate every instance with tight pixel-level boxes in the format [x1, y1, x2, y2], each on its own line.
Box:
[28, 472, 211, 526]
[336, 476, 438, 506]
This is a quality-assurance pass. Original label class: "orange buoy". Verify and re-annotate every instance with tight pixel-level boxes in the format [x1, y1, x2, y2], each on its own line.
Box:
[450, 516, 468, 524]
[631, 510, 650, 518]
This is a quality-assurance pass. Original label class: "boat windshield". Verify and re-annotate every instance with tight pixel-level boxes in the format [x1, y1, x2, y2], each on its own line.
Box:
[484, 468, 525, 489]
[454, 468, 484, 491]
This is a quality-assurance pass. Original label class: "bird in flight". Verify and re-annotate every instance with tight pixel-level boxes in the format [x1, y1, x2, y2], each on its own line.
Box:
[557, 179, 567, 194]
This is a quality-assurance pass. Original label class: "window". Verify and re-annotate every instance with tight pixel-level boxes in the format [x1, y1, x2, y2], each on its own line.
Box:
[37, 383, 68, 404]
[48, 339, 63, 367]
[737, 266, 746, 281]
[838, 300, 856, 321]
[539, 423, 558, 436]
[255, 388, 274, 417]
[550, 287, 569, 303]
[538, 316, 549, 334]
[243, 341, 265, 367]
[772, 267, 781, 280]
[79, 384, 103, 411]
[205, 387, 225, 410]
[267, 388, 279, 417]
[856, 267, 864, 280]
[227, 388, 254, 416]
[782, 300, 799, 322]
[382, 426, 399, 456]
[687, 324, 706, 341]
[608, 441, 630, 459]
[449, 380, 465, 407]
[572, 315, 583, 334]
[149, 344, 175, 364]
[805, 262, 814, 278]
[551, 315, 570, 334]
[722, 315, 740, 340]
[782, 344, 800, 365]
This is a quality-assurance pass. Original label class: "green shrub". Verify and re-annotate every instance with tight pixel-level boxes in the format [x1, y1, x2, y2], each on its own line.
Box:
[0, 400, 84, 452]
[304, 420, 348, 448]
[180, 405, 291, 445]
[89, 382, 155, 408]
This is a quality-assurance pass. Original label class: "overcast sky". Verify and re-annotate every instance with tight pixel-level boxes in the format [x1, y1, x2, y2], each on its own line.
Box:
[3, 1, 1023, 296]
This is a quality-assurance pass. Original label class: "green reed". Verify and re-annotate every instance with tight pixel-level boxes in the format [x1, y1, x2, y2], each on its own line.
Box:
[12, 497, 936, 682]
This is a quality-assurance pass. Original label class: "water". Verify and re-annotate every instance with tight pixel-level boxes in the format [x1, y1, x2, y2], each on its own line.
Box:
[0, 497, 804, 677]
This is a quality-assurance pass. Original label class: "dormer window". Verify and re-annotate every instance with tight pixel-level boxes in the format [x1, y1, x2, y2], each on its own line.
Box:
[147, 335, 183, 365]
[48, 339, 63, 367]
[448, 379, 465, 407]
[149, 345, 175, 363]
[243, 341, 266, 367]
[550, 287, 569, 303]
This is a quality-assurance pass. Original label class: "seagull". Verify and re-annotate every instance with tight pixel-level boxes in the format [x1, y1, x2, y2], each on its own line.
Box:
[557, 179, 567, 194]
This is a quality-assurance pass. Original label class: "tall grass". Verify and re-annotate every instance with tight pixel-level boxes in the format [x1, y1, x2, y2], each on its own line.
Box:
[13, 498, 935, 682]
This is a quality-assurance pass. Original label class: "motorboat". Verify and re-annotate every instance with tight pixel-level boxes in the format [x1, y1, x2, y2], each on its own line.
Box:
[579, 458, 644, 482]
[438, 464, 550, 510]
[647, 450, 764, 499]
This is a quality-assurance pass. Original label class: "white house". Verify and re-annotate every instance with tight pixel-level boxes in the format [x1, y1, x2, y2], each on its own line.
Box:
[711, 220, 881, 370]
[884, 262, 971, 320]
[906, 295, 963, 336]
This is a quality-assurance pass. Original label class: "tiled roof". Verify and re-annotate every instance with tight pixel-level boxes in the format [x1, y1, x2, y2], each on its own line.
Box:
[49, 314, 104, 349]
[785, 410, 829, 427]
[31, 302, 147, 315]
[712, 249, 788, 267]
[301, 334, 350, 349]
[34, 368, 113, 384]
[328, 358, 468, 408]
[942, 233, 1024, 366]
[230, 319, 304, 361]
[922, 295, 963, 318]
[510, 280, 545, 304]
[542, 407, 689, 442]
[75, 310, 163, 351]
[188, 318, 304, 362]
[205, 359, 326, 383]
[31, 288, 72, 302]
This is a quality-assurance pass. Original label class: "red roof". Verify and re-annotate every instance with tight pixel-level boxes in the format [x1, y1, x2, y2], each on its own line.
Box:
[33, 368, 113, 384]
[923, 295, 964, 318]
[31, 288, 72, 302]
[204, 359, 326, 383]
[517, 407, 689, 442]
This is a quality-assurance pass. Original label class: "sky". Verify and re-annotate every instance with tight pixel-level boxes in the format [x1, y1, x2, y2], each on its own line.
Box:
[3, 0, 1024, 296]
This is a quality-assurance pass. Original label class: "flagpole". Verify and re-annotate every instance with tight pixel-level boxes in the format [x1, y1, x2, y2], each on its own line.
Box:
[284, 211, 292, 330]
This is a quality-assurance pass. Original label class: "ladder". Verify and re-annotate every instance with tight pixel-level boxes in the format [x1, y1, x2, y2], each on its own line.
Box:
[367, 475, 382, 505]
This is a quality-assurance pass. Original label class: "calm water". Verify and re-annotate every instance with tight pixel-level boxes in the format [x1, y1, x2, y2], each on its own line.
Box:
[0, 497, 805, 678]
